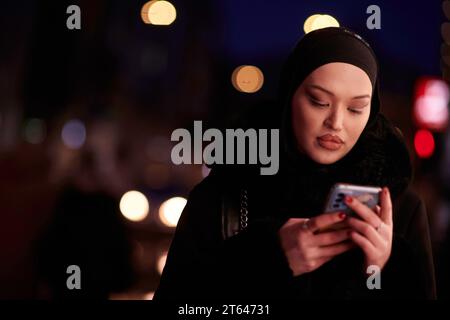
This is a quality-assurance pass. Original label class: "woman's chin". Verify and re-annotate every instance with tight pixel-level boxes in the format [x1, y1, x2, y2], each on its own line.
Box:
[297, 142, 347, 165]
[307, 148, 344, 165]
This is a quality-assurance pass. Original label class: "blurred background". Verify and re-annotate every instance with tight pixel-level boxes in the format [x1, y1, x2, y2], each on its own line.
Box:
[0, 0, 449, 299]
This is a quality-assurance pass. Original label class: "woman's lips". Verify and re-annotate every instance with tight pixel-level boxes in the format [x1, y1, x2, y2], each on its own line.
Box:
[317, 137, 343, 151]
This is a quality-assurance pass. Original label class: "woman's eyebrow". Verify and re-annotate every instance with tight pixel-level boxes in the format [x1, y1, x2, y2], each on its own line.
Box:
[351, 94, 371, 100]
[307, 84, 370, 100]
[307, 84, 334, 96]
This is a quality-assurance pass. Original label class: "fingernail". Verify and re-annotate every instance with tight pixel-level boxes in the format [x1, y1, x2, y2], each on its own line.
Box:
[384, 187, 388, 195]
[345, 196, 353, 204]
[339, 212, 347, 220]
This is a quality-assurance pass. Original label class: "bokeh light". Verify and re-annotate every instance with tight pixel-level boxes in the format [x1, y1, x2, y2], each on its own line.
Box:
[158, 196, 187, 227]
[61, 119, 86, 149]
[444, 1, 450, 20]
[304, 14, 339, 34]
[143, 292, 155, 300]
[414, 129, 435, 158]
[231, 65, 264, 93]
[23, 118, 46, 144]
[442, 22, 450, 45]
[414, 78, 450, 132]
[141, 0, 176, 26]
[303, 14, 321, 34]
[120, 191, 150, 222]
[156, 251, 168, 275]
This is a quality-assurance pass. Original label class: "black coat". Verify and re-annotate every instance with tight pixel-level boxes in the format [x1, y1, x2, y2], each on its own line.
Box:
[153, 112, 436, 300]
[153, 180, 435, 300]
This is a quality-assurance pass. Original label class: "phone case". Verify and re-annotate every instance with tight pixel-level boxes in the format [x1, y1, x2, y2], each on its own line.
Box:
[323, 183, 382, 216]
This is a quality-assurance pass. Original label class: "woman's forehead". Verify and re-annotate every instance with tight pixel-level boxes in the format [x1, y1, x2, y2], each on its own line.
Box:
[303, 63, 373, 93]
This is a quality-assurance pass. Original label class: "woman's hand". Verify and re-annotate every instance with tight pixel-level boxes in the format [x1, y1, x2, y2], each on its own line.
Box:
[278, 212, 355, 277]
[344, 187, 393, 271]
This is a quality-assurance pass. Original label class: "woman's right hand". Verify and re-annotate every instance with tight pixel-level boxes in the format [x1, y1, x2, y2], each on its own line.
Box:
[278, 212, 355, 276]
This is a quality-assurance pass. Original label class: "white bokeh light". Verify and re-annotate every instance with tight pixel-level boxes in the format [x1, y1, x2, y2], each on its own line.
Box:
[143, 292, 155, 300]
[304, 14, 339, 34]
[414, 79, 450, 131]
[120, 191, 150, 222]
[158, 197, 187, 227]
[141, 0, 176, 26]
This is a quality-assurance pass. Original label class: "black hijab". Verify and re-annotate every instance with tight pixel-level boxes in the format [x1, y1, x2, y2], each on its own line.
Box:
[279, 27, 379, 171]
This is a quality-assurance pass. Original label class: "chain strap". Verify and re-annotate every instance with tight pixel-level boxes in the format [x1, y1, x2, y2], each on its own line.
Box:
[239, 189, 249, 231]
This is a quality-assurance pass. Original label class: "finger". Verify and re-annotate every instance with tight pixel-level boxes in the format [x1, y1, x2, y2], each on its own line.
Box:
[350, 230, 377, 255]
[346, 217, 385, 247]
[313, 228, 352, 246]
[308, 211, 347, 233]
[344, 195, 382, 229]
[317, 241, 356, 258]
[380, 187, 393, 225]
[280, 218, 305, 231]
[375, 205, 381, 216]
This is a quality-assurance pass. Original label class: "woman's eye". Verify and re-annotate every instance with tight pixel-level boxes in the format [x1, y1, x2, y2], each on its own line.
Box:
[310, 99, 329, 107]
[348, 108, 363, 114]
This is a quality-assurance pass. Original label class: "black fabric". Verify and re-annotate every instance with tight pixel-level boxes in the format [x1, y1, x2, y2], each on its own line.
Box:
[154, 27, 436, 300]
[153, 174, 436, 300]
[279, 27, 378, 90]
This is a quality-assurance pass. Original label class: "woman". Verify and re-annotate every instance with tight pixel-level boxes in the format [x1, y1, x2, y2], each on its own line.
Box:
[154, 27, 436, 299]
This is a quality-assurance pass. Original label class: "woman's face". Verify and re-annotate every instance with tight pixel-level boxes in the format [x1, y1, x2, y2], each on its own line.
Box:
[291, 62, 372, 164]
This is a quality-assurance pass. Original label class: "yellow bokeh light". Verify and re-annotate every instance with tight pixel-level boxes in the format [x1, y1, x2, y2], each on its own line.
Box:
[303, 14, 321, 34]
[143, 292, 155, 300]
[141, 0, 176, 26]
[157, 251, 168, 275]
[311, 14, 339, 32]
[231, 65, 264, 93]
[158, 197, 187, 227]
[120, 190, 150, 222]
[141, 1, 155, 24]
[304, 14, 339, 34]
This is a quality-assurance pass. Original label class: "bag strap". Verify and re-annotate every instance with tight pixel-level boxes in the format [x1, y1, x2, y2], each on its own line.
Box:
[221, 188, 248, 240]
[239, 189, 249, 230]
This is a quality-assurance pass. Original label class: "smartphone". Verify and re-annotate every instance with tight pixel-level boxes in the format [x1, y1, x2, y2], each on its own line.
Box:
[324, 183, 382, 215]
[318, 183, 382, 233]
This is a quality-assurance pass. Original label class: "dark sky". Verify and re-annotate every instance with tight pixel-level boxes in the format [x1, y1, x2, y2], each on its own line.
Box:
[216, 0, 442, 77]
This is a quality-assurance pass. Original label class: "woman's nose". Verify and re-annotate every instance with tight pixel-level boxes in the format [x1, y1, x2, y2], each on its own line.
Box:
[324, 107, 344, 131]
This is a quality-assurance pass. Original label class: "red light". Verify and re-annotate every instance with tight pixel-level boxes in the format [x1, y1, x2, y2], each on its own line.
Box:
[413, 78, 449, 132]
[414, 129, 435, 158]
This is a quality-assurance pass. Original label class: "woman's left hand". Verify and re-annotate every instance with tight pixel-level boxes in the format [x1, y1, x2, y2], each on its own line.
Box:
[344, 187, 393, 271]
